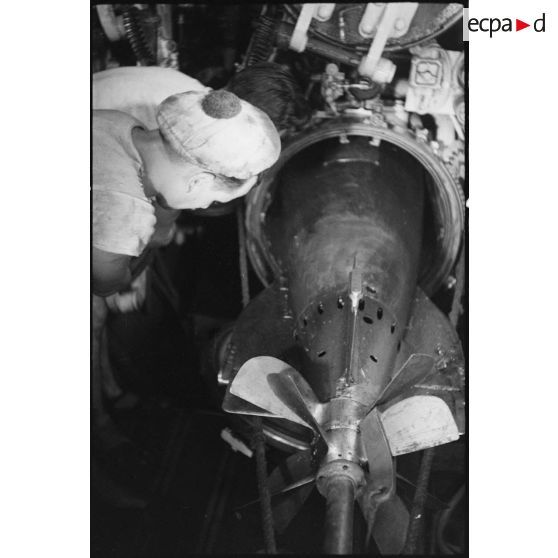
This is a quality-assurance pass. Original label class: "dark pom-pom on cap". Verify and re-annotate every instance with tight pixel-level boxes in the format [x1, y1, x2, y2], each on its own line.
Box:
[201, 90, 242, 119]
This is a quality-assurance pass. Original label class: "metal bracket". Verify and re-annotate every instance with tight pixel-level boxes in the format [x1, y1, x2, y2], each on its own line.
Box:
[358, 4, 399, 78]
[358, 3, 418, 79]
[290, 4, 339, 53]
[289, 4, 317, 53]
[358, 3, 419, 39]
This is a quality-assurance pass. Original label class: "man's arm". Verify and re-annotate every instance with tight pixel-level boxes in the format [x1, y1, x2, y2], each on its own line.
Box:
[92, 247, 132, 296]
[93, 66, 208, 129]
[149, 206, 180, 247]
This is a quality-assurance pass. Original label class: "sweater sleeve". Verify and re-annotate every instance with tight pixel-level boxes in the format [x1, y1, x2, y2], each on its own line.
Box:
[92, 247, 132, 296]
[92, 189, 156, 257]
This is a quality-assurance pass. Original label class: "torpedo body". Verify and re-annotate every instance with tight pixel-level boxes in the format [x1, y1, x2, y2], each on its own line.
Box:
[222, 118, 466, 553]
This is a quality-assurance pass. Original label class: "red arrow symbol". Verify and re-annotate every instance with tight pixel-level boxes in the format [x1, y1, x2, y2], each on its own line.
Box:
[516, 19, 530, 31]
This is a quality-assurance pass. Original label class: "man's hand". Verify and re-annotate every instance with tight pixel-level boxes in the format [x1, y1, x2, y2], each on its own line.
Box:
[105, 269, 148, 314]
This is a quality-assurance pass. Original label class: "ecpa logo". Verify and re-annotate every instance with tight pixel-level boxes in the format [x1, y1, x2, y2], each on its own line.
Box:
[463, 10, 546, 40]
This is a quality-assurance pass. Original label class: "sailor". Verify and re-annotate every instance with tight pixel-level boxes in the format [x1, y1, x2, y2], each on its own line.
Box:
[93, 62, 310, 134]
[92, 89, 280, 445]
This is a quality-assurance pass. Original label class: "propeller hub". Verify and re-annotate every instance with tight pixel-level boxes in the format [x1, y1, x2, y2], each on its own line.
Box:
[316, 460, 365, 496]
[321, 397, 367, 464]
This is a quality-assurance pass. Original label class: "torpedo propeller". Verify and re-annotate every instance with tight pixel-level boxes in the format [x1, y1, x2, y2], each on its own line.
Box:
[224, 354, 459, 554]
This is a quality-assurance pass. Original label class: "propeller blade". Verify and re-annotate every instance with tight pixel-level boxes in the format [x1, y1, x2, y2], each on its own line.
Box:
[235, 451, 316, 513]
[358, 409, 398, 552]
[359, 409, 395, 498]
[267, 449, 318, 533]
[268, 450, 316, 494]
[228, 357, 311, 428]
[371, 495, 410, 555]
[376, 353, 435, 407]
[235, 475, 315, 512]
[268, 372, 327, 440]
[222, 390, 275, 418]
[272, 483, 315, 534]
[380, 395, 459, 456]
[282, 367, 323, 420]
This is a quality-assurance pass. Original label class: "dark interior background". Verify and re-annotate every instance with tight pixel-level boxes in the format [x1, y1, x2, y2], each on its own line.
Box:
[91, 5, 466, 555]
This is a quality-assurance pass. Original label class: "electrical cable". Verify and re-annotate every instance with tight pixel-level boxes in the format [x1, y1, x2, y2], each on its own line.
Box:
[252, 417, 278, 554]
[236, 205, 251, 309]
[236, 204, 277, 553]
[436, 484, 465, 554]
[402, 447, 436, 554]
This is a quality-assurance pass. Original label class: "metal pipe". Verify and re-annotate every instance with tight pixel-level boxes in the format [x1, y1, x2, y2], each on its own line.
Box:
[323, 476, 356, 554]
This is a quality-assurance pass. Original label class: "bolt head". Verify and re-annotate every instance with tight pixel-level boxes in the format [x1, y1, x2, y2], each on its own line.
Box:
[325, 63, 339, 76]
[394, 18, 406, 31]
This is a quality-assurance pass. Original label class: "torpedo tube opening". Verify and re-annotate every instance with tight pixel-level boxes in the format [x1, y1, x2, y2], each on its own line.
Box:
[246, 122, 464, 299]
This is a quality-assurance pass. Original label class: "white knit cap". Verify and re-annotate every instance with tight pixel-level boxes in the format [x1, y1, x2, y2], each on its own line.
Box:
[157, 90, 281, 179]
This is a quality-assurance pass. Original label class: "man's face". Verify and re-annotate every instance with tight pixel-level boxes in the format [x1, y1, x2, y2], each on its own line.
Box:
[197, 174, 258, 207]
[155, 161, 258, 210]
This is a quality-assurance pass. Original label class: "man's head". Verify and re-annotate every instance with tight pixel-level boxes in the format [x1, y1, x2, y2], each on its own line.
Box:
[149, 150, 258, 210]
[144, 90, 280, 210]
[226, 62, 311, 134]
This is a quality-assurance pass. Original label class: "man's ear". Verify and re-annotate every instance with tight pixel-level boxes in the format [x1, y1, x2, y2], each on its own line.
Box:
[186, 172, 216, 193]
